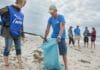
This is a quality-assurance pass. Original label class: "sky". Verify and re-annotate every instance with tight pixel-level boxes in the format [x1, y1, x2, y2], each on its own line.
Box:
[0, 0, 100, 36]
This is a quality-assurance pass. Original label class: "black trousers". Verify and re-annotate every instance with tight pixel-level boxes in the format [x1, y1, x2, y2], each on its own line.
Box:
[69, 37, 75, 45]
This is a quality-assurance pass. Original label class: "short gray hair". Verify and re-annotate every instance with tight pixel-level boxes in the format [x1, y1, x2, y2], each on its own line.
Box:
[49, 5, 57, 11]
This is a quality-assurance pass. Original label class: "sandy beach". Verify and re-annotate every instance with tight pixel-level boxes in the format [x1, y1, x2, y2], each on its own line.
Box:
[0, 35, 100, 70]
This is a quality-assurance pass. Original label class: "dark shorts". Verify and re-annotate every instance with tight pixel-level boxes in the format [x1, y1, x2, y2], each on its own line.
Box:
[91, 38, 96, 42]
[58, 39, 67, 55]
[84, 37, 89, 43]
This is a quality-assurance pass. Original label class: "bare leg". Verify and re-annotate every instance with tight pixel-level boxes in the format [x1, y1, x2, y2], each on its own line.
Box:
[76, 40, 79, 49]
[84, 42, 86, 48]
[74, 38, 76, 48]
[86, 42, 88, 48]
[62, 55, 68, 70]
[91, 42, 93, 48]
[94, 42, 96, 48]
[17, 55, 24, 69]
[78, 40, 80, 48]
[4, 56, 10, 70]
[87, 42, 89, 48]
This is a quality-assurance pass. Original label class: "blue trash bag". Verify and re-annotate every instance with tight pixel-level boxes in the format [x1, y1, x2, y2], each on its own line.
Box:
[40, 38, 64, 70]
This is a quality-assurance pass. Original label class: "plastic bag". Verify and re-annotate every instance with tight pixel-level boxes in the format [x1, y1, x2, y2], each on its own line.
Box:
[41, 38, 64, 70]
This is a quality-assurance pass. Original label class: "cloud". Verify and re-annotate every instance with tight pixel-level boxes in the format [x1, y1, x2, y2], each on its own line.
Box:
[0, 0, 100, 35]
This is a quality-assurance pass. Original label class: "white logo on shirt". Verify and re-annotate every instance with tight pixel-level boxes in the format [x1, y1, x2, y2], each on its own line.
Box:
[56, 21, 60, 24]
[12, 14, 22, 25]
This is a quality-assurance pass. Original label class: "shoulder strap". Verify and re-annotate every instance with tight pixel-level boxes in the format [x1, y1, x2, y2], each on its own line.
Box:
[1, 6, 10, 27]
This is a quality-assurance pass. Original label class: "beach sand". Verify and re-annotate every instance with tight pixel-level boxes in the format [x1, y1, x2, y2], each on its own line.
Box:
[0, 35, 100, 70]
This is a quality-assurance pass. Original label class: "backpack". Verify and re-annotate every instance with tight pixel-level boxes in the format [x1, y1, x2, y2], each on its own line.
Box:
[1, 14, 6, 26]
[0, 13, 6, 35]
[0, 5, 24, 37]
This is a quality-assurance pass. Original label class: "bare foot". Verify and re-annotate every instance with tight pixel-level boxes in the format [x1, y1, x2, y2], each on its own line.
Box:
[18, 62, 24, 69]
[65, 66, 68, 70]
[5, 65, 10, 70]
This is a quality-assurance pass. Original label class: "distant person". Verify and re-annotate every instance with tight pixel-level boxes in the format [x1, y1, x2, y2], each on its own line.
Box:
[83, 27, 90, 48]
[68, 26, 75, 47]
[0, 0, 26, 70]
[74, 25, 81, 48]
[43, 5, 68, 70]
[91, 27, 96, 48]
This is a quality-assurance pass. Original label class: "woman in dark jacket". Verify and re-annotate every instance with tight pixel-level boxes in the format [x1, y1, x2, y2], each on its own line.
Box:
[83, 27, 90, 48]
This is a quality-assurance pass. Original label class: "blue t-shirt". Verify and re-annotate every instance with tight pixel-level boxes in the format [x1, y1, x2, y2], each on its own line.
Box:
[74, 28, 80, 36]
[48, 15, 66, 38]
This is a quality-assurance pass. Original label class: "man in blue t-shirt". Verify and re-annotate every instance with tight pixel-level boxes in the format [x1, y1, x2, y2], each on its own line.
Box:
[43, 5, 68, 70]
[74, 25, 81, 48]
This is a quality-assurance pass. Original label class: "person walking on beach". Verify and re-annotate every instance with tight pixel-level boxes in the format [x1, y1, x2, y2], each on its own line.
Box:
[91, 27, 96, 48]
[68, 26, 75, 47]
[83, 27, 90, 48]
[0, 0, 26, 70]
[43, 5, 68, 70]
[74, 25, 81, 48]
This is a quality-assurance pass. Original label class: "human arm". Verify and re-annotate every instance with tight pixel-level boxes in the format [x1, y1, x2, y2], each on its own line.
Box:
[57, 22, 65, 42]
[57, 15, 65, 42]
[0, 7, 8, 26]
[21, 19, 25, 41]
[43, 23, 51, 42]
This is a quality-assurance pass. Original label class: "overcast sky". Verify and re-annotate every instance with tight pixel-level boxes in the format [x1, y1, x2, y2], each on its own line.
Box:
[0, 0, 100, 36]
